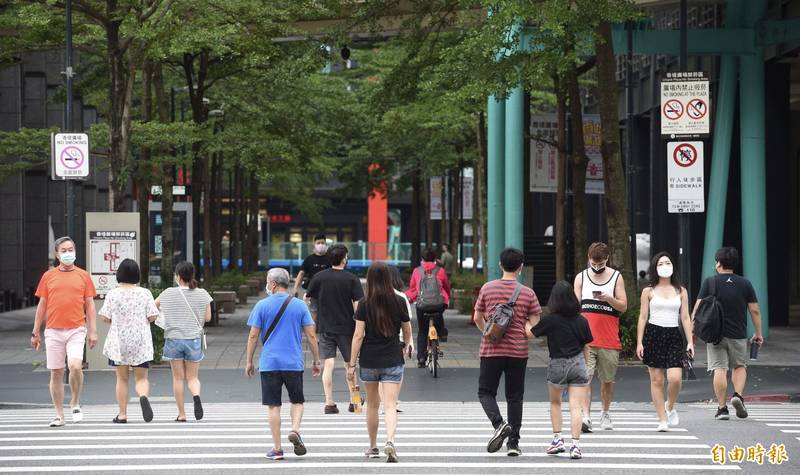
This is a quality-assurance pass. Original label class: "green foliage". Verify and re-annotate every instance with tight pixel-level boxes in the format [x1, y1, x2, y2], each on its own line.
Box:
[450, 271, 487, 292]
[150, 323, 165, 364]
[619, 306, 640, 359]
[0, 128, 58, 179]
[206, 271, 249, 292]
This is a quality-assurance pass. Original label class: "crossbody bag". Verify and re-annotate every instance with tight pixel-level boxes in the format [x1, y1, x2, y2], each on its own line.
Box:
[262, 295, 293, 346]
[178, 289, 208, 350]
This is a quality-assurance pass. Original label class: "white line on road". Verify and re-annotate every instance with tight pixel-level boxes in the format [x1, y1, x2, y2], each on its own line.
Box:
[0, 442, 712, 450]
[0, 427, 688, 434]
[0, 462, 741, 472]
[0, 433, 699, 441]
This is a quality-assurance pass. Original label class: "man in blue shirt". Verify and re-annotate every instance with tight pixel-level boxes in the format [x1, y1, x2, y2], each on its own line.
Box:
[246, 268, 321, 461]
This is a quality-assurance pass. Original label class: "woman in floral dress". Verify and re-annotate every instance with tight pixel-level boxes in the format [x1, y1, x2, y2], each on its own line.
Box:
[100, 259, 159, 423]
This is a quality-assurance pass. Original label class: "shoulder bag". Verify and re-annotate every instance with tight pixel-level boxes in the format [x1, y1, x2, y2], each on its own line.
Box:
[179, 289, 208, 350]
[263, 295, 293, 345]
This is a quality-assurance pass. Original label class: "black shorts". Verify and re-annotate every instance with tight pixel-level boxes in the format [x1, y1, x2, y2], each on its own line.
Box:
[318, 332, 352, 361]
[108, 359, 150, 368]
[260, 371, 304, 407]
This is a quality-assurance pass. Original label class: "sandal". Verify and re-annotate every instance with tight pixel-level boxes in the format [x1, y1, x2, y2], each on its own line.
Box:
[175, 417, 187, 422]
[112, 416, 127, 423]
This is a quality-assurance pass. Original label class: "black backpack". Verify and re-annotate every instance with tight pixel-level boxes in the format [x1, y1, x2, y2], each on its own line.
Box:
[694, 276, 725, 344]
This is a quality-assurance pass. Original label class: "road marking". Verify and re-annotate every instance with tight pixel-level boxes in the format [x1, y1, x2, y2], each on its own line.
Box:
[0, 427, 688, 434]
[0, 434, 700, 441]
[0, 442, 712, 450]
[0, 462, 741, 472]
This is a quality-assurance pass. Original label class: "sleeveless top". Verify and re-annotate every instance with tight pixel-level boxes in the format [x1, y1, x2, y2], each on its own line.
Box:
[647, 291, 681, 328]
[580, 269, 622, 350]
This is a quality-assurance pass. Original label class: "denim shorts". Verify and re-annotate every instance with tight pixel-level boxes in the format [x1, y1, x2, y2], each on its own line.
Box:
[163, 337, 204, 362]
[546, 353, 589, 388]
[359, 365, 403, 383]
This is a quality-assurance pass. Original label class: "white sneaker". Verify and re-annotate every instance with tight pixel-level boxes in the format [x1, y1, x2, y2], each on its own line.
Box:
[600, 411, 613, 430]
[581, 418, 593, 433]
[665, 402, 679, 427]
[71, 406, 83, 423]
[48, 417, 65, 427]
[657, 420, 669, 432]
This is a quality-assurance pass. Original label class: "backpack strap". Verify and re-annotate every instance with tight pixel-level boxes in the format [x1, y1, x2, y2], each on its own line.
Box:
[262, 295, 293, 346]
[709, 275, 717, 297]
[508, 283, 523, 306]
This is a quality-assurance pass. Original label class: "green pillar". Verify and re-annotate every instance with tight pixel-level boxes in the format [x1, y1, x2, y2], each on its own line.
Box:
[487, 95, 506, 280]
[701, 0, 745, 283]
[504, 86, 524, 255]
[739, 0, 769, 337]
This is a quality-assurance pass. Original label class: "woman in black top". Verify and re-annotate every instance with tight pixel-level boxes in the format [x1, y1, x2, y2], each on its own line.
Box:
[530, 281, 594, 460]
[348, 262, 413, 463]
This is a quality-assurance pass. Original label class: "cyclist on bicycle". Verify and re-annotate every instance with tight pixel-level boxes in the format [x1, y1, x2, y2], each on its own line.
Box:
[406, 248, 451, 368]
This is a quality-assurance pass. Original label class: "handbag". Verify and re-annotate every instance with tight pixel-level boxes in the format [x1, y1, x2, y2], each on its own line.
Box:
[178, 289, 207, 350]
[263, 295, 293, 345]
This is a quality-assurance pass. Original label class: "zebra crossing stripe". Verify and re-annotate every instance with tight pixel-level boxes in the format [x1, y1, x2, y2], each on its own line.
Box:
[0, 442, 712, 450]
[0, 462, 741, 472]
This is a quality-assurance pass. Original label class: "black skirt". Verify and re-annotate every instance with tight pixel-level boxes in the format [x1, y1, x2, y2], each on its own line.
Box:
[642, 322, 684, 368]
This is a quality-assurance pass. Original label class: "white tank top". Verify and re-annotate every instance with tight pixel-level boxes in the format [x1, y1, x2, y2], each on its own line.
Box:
[580, 270, 619, 301]
[647, 292, 681, 328]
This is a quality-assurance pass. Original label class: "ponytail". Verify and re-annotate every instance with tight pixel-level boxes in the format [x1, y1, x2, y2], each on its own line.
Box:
[175, 261, 198, 289]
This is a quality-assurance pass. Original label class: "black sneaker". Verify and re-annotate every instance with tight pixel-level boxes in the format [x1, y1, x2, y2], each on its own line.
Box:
[487, 421, 512, 453]
[139, 396, 153, 423]
[192, 395, 203, 421]
[715, 406, 730, 420]
[325, 404, 339, 415]
[348, 403, 356, 413]
[288, 431, 307, 456]
[730, 394, 748, 419]
[507, 440, 521, 457]
[417, 360, 426, 368]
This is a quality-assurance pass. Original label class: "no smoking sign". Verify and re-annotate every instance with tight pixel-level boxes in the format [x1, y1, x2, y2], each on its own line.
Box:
[667, 141, 704, 213]
[51, 133, 90, 179]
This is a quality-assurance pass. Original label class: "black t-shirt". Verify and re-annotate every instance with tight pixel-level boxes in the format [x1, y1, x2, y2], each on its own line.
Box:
[532, 313, 593, 359]
[306, 268, 364, 335]
[354, 296, 410, 368]
[301, 253, 330, 289]
[697, 273, 758, 339]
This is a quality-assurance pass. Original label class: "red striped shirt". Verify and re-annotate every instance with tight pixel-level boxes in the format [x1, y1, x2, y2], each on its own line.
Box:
[475, 279, 542, 359]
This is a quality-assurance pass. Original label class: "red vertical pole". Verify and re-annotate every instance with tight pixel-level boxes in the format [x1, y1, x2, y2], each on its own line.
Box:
[367, 164, 388, 261]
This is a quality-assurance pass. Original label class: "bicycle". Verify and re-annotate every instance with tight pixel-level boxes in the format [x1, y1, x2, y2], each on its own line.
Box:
[424, 315, 444, 378]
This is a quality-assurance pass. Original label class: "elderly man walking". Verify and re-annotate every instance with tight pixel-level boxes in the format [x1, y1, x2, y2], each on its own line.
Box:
[246, 268, 321, 460]
[31, 236, 98, 427]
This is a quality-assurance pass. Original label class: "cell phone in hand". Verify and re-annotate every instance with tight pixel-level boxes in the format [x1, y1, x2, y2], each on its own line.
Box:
[592, 291, 601, 298]
[749, 342, 759, 360]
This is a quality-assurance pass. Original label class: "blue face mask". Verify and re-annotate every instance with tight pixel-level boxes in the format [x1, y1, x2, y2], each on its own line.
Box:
[59, 252, 76, 265]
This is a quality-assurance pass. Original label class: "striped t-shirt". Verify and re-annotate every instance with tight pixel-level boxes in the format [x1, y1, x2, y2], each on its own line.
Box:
[475, 279, 542, 359]
[157, 287, 213, 340]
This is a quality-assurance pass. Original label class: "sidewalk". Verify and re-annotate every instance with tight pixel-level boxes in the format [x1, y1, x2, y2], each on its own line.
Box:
[3, 296, 799, 370]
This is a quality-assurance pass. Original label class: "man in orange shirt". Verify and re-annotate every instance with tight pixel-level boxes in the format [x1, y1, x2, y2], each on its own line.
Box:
[31, 237, 98, 427]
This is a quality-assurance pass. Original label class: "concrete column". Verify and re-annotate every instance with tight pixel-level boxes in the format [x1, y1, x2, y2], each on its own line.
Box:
[487, 95, 506, 280]
[739, 0, 769, 337]
[504, 86, 525, 254]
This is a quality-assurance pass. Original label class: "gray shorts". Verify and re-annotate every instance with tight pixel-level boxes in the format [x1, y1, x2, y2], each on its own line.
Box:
[707, 337, 748, 371]
[547, 353, 590, 388]
[318, 332, 352, 361]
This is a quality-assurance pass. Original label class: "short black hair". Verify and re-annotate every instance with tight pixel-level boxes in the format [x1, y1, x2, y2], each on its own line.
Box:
[313, 232, 326, 242]
[639, 270, 647, 278]
[328, 243, 348, 266]
[547, 280, 581, 317]
[499, 247, 524, 272]
[715, 247, 739, 270]
[423, 247, 437, 262]
[116, 258, 140, 285]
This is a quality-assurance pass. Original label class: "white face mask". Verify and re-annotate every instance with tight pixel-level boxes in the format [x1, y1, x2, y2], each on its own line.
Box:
[315, 243, 327, 254]
[657, 265, 674, 279]
[59, 252, 76, 265]
[265, 283, 273, 296]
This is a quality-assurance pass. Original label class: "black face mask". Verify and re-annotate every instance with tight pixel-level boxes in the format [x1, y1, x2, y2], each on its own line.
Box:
[590, 265, 606, 274]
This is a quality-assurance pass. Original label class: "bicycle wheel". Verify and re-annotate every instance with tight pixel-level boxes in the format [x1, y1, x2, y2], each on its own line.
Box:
[431, 339, 439, 378]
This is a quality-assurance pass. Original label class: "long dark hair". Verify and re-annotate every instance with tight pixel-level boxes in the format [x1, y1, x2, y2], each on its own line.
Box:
[647, 251, 682, 293]
[365, 262, 401, 338]
[546, 281, 581, 317]
[175, 261, 198, 289]
[388, 266, 405, 292]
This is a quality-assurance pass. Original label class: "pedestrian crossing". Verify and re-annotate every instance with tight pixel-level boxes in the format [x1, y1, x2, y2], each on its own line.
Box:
[0, 402, 735, 473]
[746, 403, 800, 445]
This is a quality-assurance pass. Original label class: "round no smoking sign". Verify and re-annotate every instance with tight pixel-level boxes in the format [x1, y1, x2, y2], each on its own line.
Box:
[673, 143, 698, 167]
[60, 146, 85, 169]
